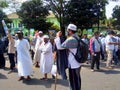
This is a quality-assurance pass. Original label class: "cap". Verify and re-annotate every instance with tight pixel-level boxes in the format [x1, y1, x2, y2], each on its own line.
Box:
[43, 35, 49, 39]
[67, 24, 77, 31]
[17, 30, 22, 34]
[39, 31, 43, 34]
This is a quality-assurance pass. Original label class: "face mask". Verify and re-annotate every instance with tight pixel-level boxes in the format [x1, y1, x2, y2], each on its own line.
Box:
[18, 34, 23, 39]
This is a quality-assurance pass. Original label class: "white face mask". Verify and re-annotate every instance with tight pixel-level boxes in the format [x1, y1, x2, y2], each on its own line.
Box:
[110, 35, 113, 37]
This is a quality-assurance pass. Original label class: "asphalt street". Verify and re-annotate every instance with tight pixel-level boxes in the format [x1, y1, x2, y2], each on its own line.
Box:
[0, 59, 120, 90]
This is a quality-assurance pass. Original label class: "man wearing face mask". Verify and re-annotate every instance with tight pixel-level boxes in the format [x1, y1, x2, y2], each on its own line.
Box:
[15, 31, 33, 81]
[62, 24, 81, 90]
[90, 31, 101, 72]
[39, 35, 53, 80]
[105, 30, 119, 69]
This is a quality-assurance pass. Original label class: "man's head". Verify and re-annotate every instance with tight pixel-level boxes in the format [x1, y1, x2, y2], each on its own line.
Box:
[94, 31, 100, 38]
[39, 31, 43, 37]
[83, 34, 87, 38]
[43, 35, 49, 43]
[17, 31, 23, 40]
[67, 24, 77, 36]
[108, 30, 115, 37]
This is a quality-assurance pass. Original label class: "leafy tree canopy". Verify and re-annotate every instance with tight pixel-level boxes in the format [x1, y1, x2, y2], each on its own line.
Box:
[112, 5, 120, 30]
[17, 0, 53, 32]
[64, 0, 107, 30]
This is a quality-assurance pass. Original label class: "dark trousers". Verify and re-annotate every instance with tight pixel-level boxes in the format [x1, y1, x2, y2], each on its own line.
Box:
[0, 54, 5, 68]
[8, 54, 15, 70]
[100, 48, 105, 60]
[69, 67, 81, 90]
[91, 52, 100, 69]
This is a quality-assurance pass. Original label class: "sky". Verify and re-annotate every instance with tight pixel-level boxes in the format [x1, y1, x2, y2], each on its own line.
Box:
[2, 0, 120, 19]
[105, 1, 120, 19]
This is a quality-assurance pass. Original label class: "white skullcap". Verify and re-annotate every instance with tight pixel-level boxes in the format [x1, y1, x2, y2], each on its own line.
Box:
[39, 31, 43, 34]
[43, 35, 49, 39]
[67, 24, 77, 31]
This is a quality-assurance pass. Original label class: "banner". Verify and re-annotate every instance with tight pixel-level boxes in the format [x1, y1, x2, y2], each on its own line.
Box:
[48, 30, 56, 39]
[2, 20, 8, 35]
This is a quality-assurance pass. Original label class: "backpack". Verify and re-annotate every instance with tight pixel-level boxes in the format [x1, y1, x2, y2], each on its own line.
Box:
[71, 36, 89, 63]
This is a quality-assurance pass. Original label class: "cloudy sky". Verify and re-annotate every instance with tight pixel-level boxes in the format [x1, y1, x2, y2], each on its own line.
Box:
[105, 1, 120, 19]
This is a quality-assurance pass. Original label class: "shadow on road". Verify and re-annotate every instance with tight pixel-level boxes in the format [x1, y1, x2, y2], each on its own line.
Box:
[22, 78, 69, 88]
[0, 73, 8, 79]
[96, 69, 120, 74]
[82, 61, 120, 75]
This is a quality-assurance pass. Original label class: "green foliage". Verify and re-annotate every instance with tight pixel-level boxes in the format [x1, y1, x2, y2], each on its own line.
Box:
[44, 0, 69, 35]
[112, 5, 120, 30]
[64, 0, 107, 31]
[45, 0, 107, 35]
[0, 1, 8, 8]
[17, 0, 53, 33]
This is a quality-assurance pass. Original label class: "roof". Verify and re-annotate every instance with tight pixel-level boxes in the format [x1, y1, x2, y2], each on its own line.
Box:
[7, 11, 55, 19]
[7, 12, 19, 19]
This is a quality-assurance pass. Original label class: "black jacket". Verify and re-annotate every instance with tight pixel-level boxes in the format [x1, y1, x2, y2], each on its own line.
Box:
[0, 40, 4, 54]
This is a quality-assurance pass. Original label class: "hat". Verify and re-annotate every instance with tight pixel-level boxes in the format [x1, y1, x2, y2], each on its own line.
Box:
[39, 31, 43, 34]
[17, 30, 22, 34]
[67, 24, 77, 31]
[43, 35, 49, 39]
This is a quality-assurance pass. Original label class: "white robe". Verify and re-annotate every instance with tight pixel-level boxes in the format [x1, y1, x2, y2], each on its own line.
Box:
[16, 39, 33, 76]
[34, 37, 43, 63]
[40, 41, 53, 74]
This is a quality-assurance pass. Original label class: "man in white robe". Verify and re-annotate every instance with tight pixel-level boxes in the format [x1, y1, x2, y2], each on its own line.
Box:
[34, 31, 43, 67]
[16, 31, 33, 81]
[39, 35, 53, 80]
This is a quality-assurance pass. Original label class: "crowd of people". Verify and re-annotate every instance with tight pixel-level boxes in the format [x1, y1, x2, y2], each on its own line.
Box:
[0, 23, 120, 90]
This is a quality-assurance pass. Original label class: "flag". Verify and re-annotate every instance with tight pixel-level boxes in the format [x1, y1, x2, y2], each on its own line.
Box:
[2, 20, 8, 35]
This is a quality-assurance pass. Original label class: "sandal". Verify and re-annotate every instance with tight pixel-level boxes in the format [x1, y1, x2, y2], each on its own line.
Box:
[40, 77, 48, 80]
[26, 76, 31, 80]
[18, 76, 24, 81]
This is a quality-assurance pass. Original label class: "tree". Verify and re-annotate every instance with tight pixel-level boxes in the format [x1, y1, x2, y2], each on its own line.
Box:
[17, 0, 53, 32]
[112, 5, 120, 30]
[0, 1, 8, 8]
[44, 0, 69, 35]
[64, 0, 107, 33]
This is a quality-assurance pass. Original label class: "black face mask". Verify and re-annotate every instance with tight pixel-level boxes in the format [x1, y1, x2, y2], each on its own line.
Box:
[18, 34, 23, 39]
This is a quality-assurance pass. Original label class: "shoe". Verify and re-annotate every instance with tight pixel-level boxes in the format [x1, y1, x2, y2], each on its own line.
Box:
[18, 77, 24, 81]
[0, 66, 5, 69]
[106, 66, 113, 69]
[26, 76, 31, 80]
[91, 69, 94, 72]
[35, 62, 40, 68]
[40, 77, 48, 80]
[8, 70, 13, 74]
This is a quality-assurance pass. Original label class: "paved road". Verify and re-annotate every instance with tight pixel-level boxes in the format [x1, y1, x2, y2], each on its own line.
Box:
[0, 60, 120, 90]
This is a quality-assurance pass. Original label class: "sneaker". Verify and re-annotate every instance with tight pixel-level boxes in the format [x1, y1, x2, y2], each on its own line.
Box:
[106, 66, 113, 69]
[91, 69, 94, 72]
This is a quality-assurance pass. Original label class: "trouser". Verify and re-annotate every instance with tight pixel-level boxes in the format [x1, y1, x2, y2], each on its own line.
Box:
[0, 53, 5, 67]
[100, 48, 105, 60]
[69, 67, 81, 90]
[106, 49, 113, 67]
[91, 52, 100, 69]
[58, 65, 67, 80]
[8, 53, 15, 70]
[116, 49, 120, 62]
[113, 50, 118, 65]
